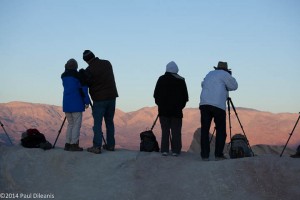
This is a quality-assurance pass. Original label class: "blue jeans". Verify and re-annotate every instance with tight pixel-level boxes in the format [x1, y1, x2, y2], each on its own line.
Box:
[92, 99, 116, 148]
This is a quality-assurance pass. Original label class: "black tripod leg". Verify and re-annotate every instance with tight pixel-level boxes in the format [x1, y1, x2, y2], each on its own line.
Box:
[151, 115, 159, 131]
[169, 133, 173, 151]
[209, 127, 216, 144]
[102, 134, 107, 147]
[280, 112, 300, 157]
[227, 98, 233, 154]
[53, 116, 66, 148]
[0, 121, 13, 145]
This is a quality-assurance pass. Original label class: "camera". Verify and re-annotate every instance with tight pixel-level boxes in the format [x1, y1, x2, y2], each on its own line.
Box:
[214, 67, 232, 75]
[225, 69, 232, 75]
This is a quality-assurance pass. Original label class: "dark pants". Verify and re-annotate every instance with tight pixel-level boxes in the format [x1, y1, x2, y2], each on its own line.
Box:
[92, 99, 116, 148]
[159, 116, 182, 154]
[200, 105, 226, 158]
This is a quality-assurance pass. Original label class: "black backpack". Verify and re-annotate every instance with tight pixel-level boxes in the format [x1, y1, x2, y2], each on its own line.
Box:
[21, 129, 52, 150]
[140, 115, 160, 152]
[229, 134, 253, 159]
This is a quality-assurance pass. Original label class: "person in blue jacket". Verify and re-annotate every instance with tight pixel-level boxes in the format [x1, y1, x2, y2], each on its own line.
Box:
[199, 61, 238, 161]
[61, 58, 91, 151]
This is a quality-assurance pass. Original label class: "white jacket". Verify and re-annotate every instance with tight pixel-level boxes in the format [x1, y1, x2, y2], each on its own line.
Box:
[200, 70, 238, 110]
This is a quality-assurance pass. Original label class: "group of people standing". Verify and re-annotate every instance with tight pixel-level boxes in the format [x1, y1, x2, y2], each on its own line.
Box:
[61, 50, 238, 161]
[61, 50, 118, 154]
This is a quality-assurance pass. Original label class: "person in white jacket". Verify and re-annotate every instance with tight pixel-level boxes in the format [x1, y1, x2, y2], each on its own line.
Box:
[199, 61, 238, 161]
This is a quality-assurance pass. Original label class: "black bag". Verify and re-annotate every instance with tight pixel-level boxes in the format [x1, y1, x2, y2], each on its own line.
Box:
[21, 129, 52, 150]
[229, 134, 252, 159]
[140, 130, 160, 152]
[140, 115, 160, 152]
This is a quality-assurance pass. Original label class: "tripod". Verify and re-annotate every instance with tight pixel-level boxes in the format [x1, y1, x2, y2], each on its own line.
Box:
[53, 104, 108, 148]
[152, 115, 173, 148]
[53, 116, 66, 148]
[0, 120, 13, 145]
[227, 97, 254, 156]
[280, 112, 300, 157]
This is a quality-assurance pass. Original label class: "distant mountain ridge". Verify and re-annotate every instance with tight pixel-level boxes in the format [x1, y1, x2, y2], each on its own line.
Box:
[0, 101, 299, 150]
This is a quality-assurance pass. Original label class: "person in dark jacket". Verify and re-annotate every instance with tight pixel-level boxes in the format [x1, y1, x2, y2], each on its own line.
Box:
[154, 61, 189, 156]
[61, 58, 91, 151]
[82, 50, 119, 154]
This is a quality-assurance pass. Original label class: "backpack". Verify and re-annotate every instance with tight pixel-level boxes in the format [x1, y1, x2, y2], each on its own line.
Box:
[140, 130, 160, 152]
[21, 129, 52, 150]
[229, 133, 252, 159]
[140, 115, 160, 152]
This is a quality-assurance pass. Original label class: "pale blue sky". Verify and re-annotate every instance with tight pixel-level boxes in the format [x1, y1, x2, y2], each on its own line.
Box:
[0, 0, 299, 113]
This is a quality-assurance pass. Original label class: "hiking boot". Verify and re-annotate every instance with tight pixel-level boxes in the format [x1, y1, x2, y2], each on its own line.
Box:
[64, 143, 71, 151]
[69, 144, 83, 151]
[87, 146, 101, 154]
[215, 155, 227, 161]
[103, 144, 115, 151]
[162, 152, 168, 156]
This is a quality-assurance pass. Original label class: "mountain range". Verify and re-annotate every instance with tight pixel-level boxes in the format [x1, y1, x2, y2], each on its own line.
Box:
[0, 101, 299, 151]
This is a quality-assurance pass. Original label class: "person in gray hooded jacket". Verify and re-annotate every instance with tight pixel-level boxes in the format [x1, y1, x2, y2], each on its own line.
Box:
[154, 61, 189, 156]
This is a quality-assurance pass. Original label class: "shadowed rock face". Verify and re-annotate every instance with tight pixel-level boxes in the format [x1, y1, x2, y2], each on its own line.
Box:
[1, 102, 299, 151]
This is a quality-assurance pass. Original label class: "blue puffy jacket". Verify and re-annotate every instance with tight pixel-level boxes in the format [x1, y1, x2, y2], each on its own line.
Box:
[61, 69, 91, 112]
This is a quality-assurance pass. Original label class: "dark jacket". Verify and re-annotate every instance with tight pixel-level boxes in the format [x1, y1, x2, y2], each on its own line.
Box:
[154, 72, 189, 118]
[61, 69, 90, 112]
[85, 57, 118, 101]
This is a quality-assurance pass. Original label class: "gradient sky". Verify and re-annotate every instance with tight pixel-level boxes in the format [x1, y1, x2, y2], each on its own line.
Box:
[0, 0, 299, 113]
